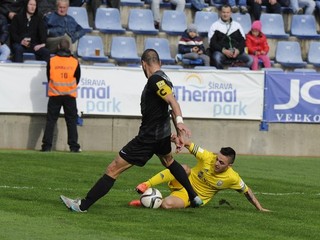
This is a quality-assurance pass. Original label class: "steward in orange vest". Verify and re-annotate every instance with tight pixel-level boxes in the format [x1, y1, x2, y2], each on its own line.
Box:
[47, 50, 80, 98]
[41, 38, 81, 153]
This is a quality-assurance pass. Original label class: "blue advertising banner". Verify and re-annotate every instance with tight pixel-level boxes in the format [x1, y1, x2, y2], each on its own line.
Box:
[265, 72, 320, 123]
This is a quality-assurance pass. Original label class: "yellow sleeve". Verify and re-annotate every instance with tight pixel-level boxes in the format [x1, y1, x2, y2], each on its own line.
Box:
[155, 80, 173, 100]
[229, 173, 249, 194]
[187, 142, 216, 162]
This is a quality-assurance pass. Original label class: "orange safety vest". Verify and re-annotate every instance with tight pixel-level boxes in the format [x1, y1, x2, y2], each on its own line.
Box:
[48, 55, 79, 98]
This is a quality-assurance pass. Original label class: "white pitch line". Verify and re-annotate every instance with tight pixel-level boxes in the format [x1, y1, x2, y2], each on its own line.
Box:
[1, 185, 319, 196]
[0, 185, 72, 191]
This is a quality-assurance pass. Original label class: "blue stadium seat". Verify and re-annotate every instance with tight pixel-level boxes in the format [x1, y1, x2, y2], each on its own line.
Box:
[77, 35, 109, 62]
[93, 63, 116, 67]
[120, 0, 144, 6]
[23, 52, 36, 61]
[293, 68, 316, 72]
[128, 9, 159, 35]
[0, 60, 12, 63]
[275, 41, 307, 68]
[23, 60, 47, 65]
[290, 15, 320, 39]
[228, 66, 250, 70]
[260, 13, 289, 39]
[110, 36, 140, 64]
[95, 8, 126, 34]
[144, 38, 175, 64]
[194, 11, 218, 37]
[67, 7, 92, 33]
[182, 58, 204, 66]
[232, 13, 251, 34]
[161, 65, 183, 69]
[194, 66, 217, 70]
[161, 10, 187, 35]
[307, 41, 320, 67]
[262, 67, 283, 72]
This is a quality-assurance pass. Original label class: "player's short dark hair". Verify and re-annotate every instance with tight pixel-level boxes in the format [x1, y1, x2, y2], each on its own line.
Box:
[141, 49, 160, 65]
[220, 147, 236, 164]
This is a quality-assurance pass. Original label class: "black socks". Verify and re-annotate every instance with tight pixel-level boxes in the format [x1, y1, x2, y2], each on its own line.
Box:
[80, 174, 115, 211]
[167, 160, 197, 200]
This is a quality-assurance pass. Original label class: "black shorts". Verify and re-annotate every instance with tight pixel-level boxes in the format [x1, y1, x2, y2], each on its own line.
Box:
[119, 136, 171, 167]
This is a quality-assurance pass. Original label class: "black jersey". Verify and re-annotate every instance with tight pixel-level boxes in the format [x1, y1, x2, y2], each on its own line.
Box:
[138, 70, 173, 143]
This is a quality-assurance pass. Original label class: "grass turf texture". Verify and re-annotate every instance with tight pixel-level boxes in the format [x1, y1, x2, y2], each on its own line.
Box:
[0, 150, 319, 240]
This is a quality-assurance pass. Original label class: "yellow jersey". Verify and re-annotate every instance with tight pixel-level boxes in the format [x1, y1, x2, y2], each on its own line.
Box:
[187, 143, 249, 205]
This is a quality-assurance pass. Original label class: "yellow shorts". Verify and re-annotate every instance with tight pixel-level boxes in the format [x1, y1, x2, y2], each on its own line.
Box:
[168, 179, 190, 208]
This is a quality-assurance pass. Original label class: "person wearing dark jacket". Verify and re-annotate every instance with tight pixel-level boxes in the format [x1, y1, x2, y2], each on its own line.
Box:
[208, 4, 252, 69]
[10, 0, 50, 62]
[41, 38, 81, 152]
[0, 0, 24, 22]
[177, 24, 210, 66]
[0, 14, 10, 61]
[44, 0, 86, 53]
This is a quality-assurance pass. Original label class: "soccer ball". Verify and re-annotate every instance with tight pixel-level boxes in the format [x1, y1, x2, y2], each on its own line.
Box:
[140, 188, 163, 209]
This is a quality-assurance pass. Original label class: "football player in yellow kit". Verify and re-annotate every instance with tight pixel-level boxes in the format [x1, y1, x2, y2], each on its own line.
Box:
[130, 133, 270, 211]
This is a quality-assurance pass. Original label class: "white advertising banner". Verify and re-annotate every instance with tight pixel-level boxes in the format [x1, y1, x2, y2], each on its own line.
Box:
[0, 63, 264, 119]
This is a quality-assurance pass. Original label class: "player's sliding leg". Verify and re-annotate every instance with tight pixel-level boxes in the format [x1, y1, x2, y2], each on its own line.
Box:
[136, 169, 175, 193]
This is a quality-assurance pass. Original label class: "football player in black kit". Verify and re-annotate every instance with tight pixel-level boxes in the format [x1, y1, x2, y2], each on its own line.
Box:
[60, 49, 203, 212]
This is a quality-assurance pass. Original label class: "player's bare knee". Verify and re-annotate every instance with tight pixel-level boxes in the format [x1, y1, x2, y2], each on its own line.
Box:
[105, 164, 116, 178]
[159, 155, 174, 167]
[161, 199, 175, 209]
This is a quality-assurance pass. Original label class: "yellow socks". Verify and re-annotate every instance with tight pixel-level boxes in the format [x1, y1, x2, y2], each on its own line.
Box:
[147, 169, 175, 187]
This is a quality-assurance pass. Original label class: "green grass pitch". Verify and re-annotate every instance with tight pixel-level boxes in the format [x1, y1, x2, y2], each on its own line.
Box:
[0, 150, 319, 240]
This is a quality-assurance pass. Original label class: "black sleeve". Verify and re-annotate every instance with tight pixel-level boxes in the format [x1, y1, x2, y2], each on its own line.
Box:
[46, 60, 50, 82]
[9, 15, 21, 44]
[74, 61, 81, 85]
[232, 31, 245, 53]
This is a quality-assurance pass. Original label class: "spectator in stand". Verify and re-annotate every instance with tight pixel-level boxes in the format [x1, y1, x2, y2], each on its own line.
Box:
[0, 0, 25, 23]
[38, 0, 56, 17]
[245, 20, 271, 70]
[44, 0, 86, 53]
[149, 0, 186, 29]
[290, 0, 315, 14]
[38, 0, 84, 18]
[177, 24, 210, 66]
[10, 0, 50, 63]
[0, 15, 10, 61]
[208, 4, 253, 69]
[228, 0, 248, 13]
[247, 0, 288, 21]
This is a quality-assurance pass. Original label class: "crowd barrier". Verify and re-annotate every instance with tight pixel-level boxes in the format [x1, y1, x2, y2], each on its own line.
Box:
[0, 63, 319, 156]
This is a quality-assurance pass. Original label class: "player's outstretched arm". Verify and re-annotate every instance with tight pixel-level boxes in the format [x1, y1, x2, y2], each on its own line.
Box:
[244, 188, 270, 212]
[166, 94, 191, 137]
